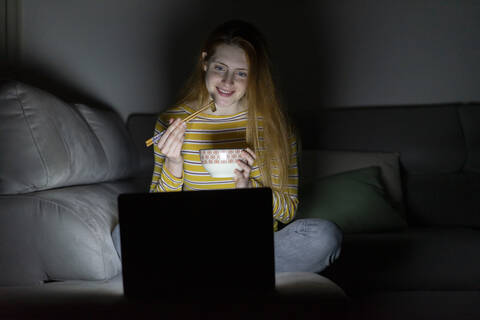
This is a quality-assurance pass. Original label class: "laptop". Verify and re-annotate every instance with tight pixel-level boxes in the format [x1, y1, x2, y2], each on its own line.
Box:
[118, 187, 275, 301]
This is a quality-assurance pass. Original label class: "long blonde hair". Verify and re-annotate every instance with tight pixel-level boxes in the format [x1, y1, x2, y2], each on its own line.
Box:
[176, 20, 293, 192]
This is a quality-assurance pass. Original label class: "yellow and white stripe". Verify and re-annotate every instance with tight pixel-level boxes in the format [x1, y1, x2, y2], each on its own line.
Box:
[150, 105, 298, 231]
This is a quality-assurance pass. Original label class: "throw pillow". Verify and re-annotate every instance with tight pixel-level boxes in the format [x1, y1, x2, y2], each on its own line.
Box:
[296, 166, 407, 233]
[300, 149, 404, 212]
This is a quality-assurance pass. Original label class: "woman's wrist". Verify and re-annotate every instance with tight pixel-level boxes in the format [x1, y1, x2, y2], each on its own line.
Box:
[165, 157, 184, 178]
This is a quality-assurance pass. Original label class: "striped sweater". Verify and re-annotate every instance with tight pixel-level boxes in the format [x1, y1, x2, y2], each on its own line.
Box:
[149, 104, 299, 231]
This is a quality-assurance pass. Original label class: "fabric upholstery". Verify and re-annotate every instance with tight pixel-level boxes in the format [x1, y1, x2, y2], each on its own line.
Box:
[0, 273, 348, 319]
[459, 105, 480, 173]
[0, 180, 143, 286]
[126, 114, 157, 178]
[0, 82, 137, 194]
[294, 105, 467, 175]
[323, 227, 480, 293]
[296, 167, 407, 233]
[0, 81, 145, 285]
[300, 149, 403, 210]
[2, 78, 480, 295]
[406, 172, 480, 227]
[275, 272, 346, 300]
[75, 104, 139, 180]
[293, 105, 480, 227]
[294, 104, 480, 294]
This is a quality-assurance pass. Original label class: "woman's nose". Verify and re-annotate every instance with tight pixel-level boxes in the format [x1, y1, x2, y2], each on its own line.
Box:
[222, 71, 234, 85]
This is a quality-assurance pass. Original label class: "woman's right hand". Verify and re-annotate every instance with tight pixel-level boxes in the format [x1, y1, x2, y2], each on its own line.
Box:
[156, 118, 186, 177]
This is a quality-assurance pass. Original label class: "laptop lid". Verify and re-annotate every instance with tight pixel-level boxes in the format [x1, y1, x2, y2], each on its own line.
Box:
[118, 187, 274, 300]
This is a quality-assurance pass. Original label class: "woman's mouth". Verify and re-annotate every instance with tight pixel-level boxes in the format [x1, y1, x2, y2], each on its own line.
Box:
[216, 87, 234, 97]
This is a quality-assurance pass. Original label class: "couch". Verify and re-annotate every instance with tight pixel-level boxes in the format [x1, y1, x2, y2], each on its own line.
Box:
[0, 80, 154, 286]
[126, 99, 480, 317]
[0, 81, 347, 319]
[2, 80, 480, 318]
[290, 104, 480, 317]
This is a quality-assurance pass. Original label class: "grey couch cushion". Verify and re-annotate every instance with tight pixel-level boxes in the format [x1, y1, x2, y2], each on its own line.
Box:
[75, 104, 139, 180]
[0, 81, 137, 194]
[126, 114, 157, 178]
[0, 179, 144, 286]
[323, 227, 480, 293]
[294, 105, 467, 175]
[293, 105, 480, 227]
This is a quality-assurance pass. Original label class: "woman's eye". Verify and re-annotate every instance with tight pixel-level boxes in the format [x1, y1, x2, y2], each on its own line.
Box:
[236, 71, 248, 78]
[214, 65, 225, 72]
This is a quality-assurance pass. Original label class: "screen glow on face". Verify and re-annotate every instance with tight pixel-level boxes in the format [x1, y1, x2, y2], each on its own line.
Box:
[204, 44, 249, 111]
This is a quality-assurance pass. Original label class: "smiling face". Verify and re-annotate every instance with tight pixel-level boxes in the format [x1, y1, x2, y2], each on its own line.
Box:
[203, 43, 249, 114]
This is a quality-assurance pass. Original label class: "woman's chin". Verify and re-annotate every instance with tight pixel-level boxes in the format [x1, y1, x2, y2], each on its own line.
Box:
[214, 99, 234, 109]
[209, 93, 245, 111]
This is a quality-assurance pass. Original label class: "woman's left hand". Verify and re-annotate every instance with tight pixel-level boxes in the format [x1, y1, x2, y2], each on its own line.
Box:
[234, 148, 256, 188]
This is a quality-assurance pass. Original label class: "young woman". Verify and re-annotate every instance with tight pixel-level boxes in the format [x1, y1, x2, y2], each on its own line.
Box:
[115, 20, 342, 273]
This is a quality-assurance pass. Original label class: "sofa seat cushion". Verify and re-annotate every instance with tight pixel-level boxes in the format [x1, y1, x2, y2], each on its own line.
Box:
[351, 290, 480, 319]
[0, 179, 146, 286]
[323, 227, 480, 293]
[275, 272, 347, 302]
[0, 273, 348, 319]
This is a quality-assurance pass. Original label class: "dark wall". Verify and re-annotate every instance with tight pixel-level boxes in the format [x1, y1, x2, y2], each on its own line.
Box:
[0, 1, 5, 59]
[2, 0, 480, 120]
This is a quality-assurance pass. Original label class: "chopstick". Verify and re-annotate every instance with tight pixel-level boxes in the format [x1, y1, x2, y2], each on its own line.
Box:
[145, 100, 216, 147]
[183, 100, 216, 122]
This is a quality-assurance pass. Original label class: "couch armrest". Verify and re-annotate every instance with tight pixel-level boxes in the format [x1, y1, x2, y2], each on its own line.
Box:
[0, 180, 143, 286]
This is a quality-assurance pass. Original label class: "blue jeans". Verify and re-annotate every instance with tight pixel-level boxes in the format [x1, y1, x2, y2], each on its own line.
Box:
[274, 218, 342, 273]
[112, 218, 342, 273]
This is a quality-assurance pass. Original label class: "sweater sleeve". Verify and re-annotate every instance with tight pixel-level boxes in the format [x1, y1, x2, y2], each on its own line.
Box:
[250, 134, 299, 226]
[149, 112, 184, 193]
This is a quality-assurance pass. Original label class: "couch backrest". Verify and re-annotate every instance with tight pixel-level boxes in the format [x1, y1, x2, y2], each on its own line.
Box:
[0, 81, 139, 194]
[292, 104, 480, 228]
[126, 114, 157, 179]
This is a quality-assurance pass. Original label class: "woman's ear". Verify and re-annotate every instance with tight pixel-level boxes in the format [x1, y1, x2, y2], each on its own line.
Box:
[201, 52, 208, 72]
